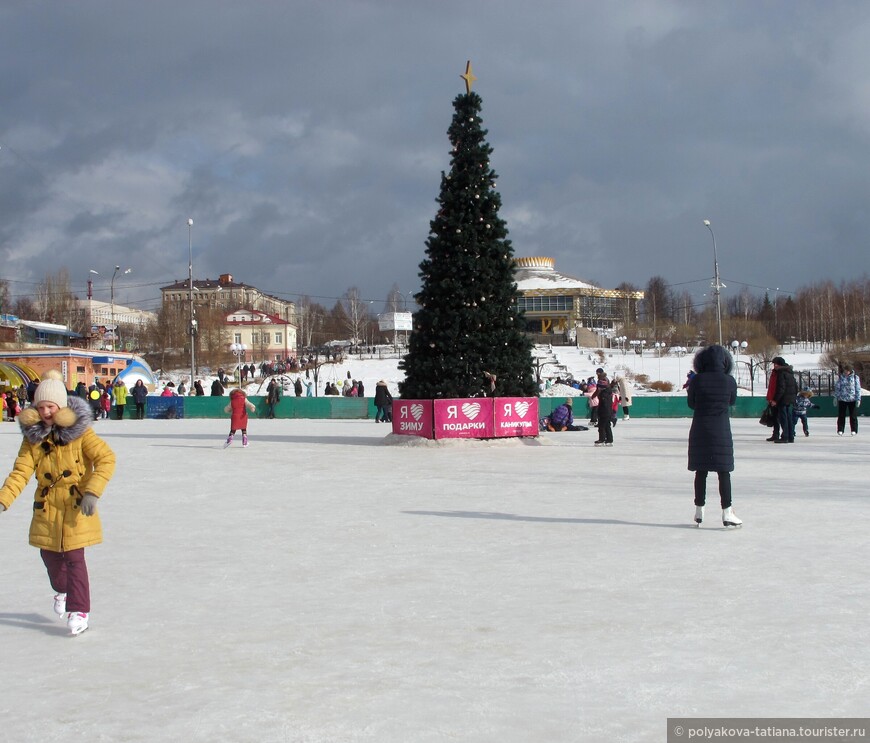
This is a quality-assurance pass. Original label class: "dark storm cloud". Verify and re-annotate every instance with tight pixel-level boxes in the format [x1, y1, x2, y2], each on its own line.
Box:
[1, 0, 869, 316]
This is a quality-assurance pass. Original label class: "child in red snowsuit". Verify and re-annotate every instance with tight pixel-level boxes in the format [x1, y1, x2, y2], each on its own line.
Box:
[223, 388, 256, 448]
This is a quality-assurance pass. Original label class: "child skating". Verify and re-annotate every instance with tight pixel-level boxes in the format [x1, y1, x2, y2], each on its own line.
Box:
[793, 386, 820, 437]
[224, 387, 256, 448]
[0, 370, 116, 635]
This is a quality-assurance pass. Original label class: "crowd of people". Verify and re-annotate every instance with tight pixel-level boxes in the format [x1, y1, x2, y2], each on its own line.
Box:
[230, 354, 342, 383]
[540, 369, 635, 445]
[0, 348, 864, 640]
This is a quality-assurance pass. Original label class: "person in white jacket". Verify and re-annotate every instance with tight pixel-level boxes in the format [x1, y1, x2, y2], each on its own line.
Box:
[833, 363, 862, 436]
[615, 376, 634, 421]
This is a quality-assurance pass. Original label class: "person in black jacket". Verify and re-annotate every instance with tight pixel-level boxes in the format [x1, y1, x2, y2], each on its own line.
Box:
[687, 344, 741, 527]
[265, 379, 282, 419]
[131, 379, 148, 419]
[373, 380, 393, 422]
[210, 378, 225, 396]
[593, 380, 613, 446]
[771, 356, 798, 444]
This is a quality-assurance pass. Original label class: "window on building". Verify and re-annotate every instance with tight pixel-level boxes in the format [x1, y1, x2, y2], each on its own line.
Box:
[252, 333, 260, 344]
[275, 332, 282, 344]
[516, 295, 572, 313]
[235, 333, 242, 344]
[262, 332, 271, 345]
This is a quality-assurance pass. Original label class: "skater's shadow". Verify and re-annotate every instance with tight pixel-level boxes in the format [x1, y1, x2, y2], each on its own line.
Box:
[402, 510, 698, 530]
[0, 612, 68, 636]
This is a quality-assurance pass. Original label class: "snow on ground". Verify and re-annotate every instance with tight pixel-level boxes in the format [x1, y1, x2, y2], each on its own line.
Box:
[159, 344, 835, 401]
[0, 415, 867, 742]
[539, 344, 834, 396]
[159, 352, 409, 400]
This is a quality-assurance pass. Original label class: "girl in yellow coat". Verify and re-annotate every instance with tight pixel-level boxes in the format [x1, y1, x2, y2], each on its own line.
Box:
[0, 371, 116, 636]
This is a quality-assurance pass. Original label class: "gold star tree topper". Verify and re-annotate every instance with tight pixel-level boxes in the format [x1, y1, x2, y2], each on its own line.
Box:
[461, 60, 477, 94]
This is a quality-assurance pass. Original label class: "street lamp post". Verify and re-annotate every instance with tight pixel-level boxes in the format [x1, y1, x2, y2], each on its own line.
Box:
[770, 287, 780, 337]
[654, 341, 665, 379]
[674, 346, 688, 385]
[733, 358, 758, 396]
[88, 269, 99, 349]
[230, 343, 247, 388]
[703, 220, 724, 346]
[730, 340, 748, 388]
[188, 218, 196, 391]
[111, 265, 132, 351]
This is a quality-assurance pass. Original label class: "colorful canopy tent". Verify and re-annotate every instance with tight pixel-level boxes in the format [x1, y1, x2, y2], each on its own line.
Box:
[111, 358, 157, 391]
[0, 361, 41, 391]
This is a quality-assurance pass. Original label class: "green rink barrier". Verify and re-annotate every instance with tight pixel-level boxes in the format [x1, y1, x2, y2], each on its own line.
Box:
[114, 396, 376, 420]
[113, 395, 855, 420]
[540, 396, 850, 419]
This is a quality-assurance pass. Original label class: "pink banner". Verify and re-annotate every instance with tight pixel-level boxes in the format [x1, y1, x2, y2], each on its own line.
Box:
[391, 400, 434, 438]
[493, 397, 539, 438]
[433, 398, 495, 439]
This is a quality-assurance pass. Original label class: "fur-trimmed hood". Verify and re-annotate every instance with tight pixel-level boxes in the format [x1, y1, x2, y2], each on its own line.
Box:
[19, 395, 94, 446]
[693, 344, 734, 375]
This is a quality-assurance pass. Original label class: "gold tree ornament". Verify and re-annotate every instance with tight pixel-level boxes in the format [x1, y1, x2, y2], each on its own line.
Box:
[461, 60, 477, 93]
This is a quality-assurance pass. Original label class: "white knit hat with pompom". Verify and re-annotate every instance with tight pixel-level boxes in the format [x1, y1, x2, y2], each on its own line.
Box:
[33, 370, 68, 408]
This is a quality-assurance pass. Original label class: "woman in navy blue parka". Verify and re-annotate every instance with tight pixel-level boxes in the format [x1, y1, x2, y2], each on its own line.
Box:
[687, 345, 742, 527]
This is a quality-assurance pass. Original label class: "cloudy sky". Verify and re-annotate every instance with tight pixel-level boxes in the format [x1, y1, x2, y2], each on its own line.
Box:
[2, 1, 869, 317]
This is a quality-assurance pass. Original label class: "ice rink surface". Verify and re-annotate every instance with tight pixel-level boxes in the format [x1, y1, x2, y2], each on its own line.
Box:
[0, 416, 866, 742]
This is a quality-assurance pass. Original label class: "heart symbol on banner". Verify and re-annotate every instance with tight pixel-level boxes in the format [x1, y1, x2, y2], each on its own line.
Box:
[409, 404, 424, 421]
[514, 401, 530, 418]
[461, 402, 481, 420]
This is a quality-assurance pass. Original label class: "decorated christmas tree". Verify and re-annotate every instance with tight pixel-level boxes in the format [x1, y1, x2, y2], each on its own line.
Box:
[399, 64, 536, 400]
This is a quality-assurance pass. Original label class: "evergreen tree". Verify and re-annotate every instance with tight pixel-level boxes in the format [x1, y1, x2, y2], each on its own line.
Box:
[399, 90, 536, 399]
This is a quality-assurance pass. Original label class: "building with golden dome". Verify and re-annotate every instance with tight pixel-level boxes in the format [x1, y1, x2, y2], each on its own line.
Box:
[513, 257, 644, 344]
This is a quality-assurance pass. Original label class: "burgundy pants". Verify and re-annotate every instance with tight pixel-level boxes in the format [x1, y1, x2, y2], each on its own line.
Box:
[40, 548, 90, 613]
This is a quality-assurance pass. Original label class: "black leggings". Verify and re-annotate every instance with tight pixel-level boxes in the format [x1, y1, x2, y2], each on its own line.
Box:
[694, 471, 732, 509]
[837, 401, 858, 434]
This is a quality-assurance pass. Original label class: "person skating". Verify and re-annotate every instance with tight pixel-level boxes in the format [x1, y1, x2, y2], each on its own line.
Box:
[615, 375, 634, 421]
[771, 356, 798, 443]
[687, 345, 741, 527]
[793, 387, 820, 437]
[833, 362, 861, 436]
[543, 398, 585, 431]
[112, 379, 128, 419]
[224, 387, 256, 448]
[0, 370, 117, 635]
[265, 379, 282, 419]
[373, 380, 393, 423]
[765, 361, 781, 442]
[131, 379, 148, 419]
[593, 380, 613, 446]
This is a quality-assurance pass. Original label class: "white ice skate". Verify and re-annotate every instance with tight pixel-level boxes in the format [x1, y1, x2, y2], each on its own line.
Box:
[722, 507, 743, 527]
[242, 434, 248, 448]
[53, 593, 67, 617]
[67, 612, 89, 636]
[694, 506, 704, 527]
[223, 434, 234, 449]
